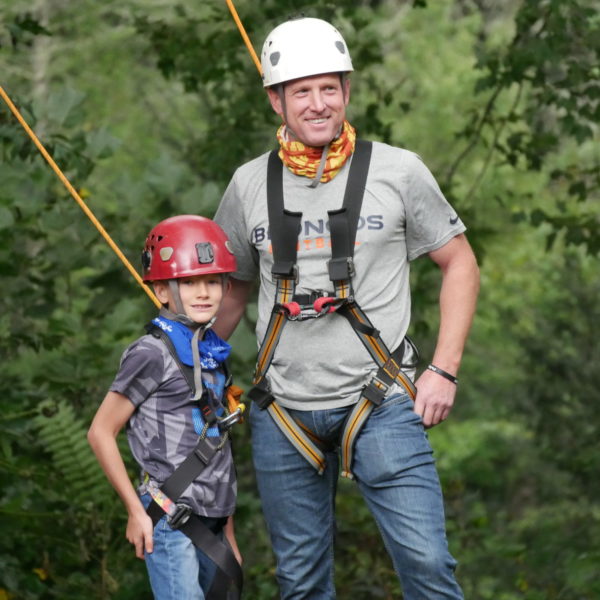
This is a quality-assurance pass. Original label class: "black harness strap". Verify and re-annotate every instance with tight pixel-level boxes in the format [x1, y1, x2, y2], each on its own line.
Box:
[267, 151, 302, 279]
[327, 139, 373, 282]
[144, 324, 243, 598]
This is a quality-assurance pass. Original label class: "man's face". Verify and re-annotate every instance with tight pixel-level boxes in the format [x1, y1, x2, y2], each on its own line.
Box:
[267, 73, 350, 147]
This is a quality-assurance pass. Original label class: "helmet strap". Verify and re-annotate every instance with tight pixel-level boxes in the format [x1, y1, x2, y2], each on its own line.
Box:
[168, 280, 187, 317]
[307, 142, 330, 188]
[340, 73, 348, 103]
[158, 305, 197, 330]
[277, 85, 295, 139]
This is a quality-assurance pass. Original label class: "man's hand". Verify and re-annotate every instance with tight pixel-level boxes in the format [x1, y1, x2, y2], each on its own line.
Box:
[413, 368, 457, 428]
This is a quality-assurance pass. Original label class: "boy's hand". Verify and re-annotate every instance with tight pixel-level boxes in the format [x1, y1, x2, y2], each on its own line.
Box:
[126, 509, 154, 559]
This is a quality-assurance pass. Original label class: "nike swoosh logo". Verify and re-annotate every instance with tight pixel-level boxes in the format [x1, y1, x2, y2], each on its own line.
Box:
[449, 215, 459, 225]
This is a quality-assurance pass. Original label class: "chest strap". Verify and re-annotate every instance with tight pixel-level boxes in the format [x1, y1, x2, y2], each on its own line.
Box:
[249, 142, 417, 479]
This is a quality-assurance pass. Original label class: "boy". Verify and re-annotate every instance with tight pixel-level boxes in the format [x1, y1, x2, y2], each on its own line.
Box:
[88, 215, 243, 600]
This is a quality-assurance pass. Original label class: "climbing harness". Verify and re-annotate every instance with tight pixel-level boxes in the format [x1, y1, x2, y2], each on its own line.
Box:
[144, 321, 244, 599]
[247, 141, 418, 479]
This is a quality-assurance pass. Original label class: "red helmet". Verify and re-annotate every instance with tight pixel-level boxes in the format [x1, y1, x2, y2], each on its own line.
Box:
[141, 215, 236, 282]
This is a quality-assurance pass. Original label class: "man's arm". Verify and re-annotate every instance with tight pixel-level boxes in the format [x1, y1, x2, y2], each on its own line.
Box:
[412, 233, 480, 427]
[213, 278, 253, 340]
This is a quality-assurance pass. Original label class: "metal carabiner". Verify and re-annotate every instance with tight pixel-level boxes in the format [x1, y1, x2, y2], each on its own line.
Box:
[218, 405, 246, 431]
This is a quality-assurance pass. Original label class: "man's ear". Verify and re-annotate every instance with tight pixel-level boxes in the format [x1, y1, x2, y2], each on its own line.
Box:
[152, 281, 169, 304]
[343, 77, 351, 106]
[224, 277, 232, 296]
[266, 86, 284, 117]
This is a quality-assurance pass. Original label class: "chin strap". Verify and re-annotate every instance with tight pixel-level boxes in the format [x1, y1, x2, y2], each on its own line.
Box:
[168, 280, 188, 319]
[159, 305, 200, 330]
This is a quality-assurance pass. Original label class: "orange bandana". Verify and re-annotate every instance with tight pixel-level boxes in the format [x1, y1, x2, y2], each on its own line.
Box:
[277, 120, 356, 183]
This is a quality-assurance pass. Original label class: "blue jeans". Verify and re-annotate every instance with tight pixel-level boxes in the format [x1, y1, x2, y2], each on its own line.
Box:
[250, 393, 464, 600]
[140, 494, 218, 600]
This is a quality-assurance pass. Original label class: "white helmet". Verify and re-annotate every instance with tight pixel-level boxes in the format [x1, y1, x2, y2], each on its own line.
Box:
[261, 17, 353, 87]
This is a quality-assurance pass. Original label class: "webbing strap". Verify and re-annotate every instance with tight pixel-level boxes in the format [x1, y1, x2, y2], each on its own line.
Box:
[336, 303, 417, 398]
[341, 140, 373, 251]
[253, 280, 293, 385]
[180, 517, 242, 598]
[339, 341, 416, 480]
[247, 380, 328, 473]
[145, 435, 242, 598]
[266, 403, 326, 474]
[148, 437, 222, 511]
[340, 397, 374, 479]
[267, 150, 302, 278]
[327, 139, 373, 284]
[253, 152, 301, 384]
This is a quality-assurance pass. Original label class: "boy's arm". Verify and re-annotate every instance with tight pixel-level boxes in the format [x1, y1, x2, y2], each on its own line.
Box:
[224, 516, 242, 565]
[88, 391, 154, 559]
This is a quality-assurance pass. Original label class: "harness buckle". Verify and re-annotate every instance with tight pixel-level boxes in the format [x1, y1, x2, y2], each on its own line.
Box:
[168, 503, 193, 530]
[328, 256, 355, 281]
[272, 263, 299, 284]
[361, 376, 389, 406]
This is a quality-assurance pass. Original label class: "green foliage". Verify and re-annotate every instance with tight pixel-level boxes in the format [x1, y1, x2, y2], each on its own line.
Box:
[1, 0, 599, 598]
[34, 400, 112, 504]
[457, 0, 600, 254]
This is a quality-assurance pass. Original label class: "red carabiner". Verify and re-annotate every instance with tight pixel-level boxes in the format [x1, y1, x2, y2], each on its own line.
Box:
[313, 296, 337, 314]
[281, 302, 301, 317]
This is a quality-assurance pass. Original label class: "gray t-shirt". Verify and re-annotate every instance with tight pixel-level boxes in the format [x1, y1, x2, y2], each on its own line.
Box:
[110, 334, 236, 518]
[215, 141, 465, 410]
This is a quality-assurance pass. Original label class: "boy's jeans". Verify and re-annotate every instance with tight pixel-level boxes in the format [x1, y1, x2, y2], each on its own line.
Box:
[140, 493, 217, 600]
[250, 392, 464, 600]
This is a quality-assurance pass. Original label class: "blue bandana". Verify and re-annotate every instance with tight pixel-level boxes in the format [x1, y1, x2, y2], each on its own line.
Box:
[152, 316, 231, 369]
[152, 316, 231, 438]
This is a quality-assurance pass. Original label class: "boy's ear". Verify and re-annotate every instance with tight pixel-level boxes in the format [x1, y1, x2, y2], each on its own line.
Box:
[152, 281, 169, 304]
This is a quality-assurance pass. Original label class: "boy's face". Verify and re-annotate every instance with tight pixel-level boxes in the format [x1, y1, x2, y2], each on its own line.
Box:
[153, 273, 225, 324]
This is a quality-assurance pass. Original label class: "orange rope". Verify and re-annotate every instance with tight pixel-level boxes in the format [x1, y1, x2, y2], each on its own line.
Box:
[0, 85, 161, 309]
[225, 0, 262, 75]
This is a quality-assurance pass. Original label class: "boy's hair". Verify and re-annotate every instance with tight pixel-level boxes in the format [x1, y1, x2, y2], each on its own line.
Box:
[141, 215, 236, 283]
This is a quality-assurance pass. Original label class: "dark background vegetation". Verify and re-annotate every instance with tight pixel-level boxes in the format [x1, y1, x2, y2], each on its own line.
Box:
[1, 0, 598, 598]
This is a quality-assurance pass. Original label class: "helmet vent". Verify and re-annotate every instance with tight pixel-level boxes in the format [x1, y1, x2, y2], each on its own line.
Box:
[159, 247, 174, 261]
[196, 242, 214, 264]
[335, 41, 346, 54]
[269, 51, 280, 67]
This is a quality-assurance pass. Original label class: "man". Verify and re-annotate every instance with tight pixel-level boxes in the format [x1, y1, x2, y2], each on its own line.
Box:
[214, 16, 479, 599]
